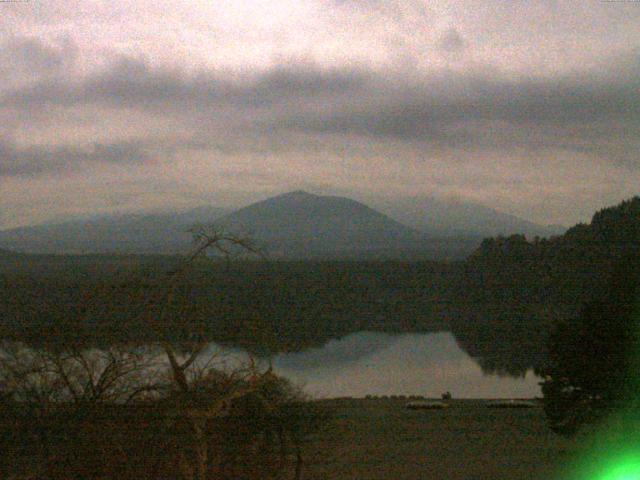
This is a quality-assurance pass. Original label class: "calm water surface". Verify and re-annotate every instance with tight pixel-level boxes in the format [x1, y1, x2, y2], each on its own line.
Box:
[208, 332, 541, 399]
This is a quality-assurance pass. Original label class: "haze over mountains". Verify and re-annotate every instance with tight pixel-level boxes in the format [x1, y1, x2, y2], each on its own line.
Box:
[376, 196, 564, 238]
[0, 191, 563, 259]
[0, 207, 229, 256]
[215, 191, 442, 259]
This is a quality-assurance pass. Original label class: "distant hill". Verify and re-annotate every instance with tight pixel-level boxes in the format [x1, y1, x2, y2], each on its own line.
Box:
[214, 191, 479, 259]
[0, 192, 481, 260]
[376, 196, 565, 238]
[468, 195, 640, 277]
[3, 191, 558, 259]
[0, 206, 229, 255]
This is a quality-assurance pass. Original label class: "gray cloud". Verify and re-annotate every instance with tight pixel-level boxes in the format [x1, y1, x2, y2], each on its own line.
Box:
[1, 57, 366, 110]
[0, 35, 78, 83]
[438, 28, 467, 52]
[0, 140, 149, 177]
[279, 60, 640, 165]
[2, 46, 639, 174]
[1, 1, 639, 230]
[3, 52, 638, 170]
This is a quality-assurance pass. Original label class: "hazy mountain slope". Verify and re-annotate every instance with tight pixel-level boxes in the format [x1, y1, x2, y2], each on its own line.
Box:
[214, 191, 424, 258]
[0, 192, 484, 259]
[214, 191, 479, 259]
[377, 196, 565, 238]
[0, 206, 229, 254]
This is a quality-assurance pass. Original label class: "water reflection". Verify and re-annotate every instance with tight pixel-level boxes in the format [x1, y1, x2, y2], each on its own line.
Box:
[206, 332, 541, 399]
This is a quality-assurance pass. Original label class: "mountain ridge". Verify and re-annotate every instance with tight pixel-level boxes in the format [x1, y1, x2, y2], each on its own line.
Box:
[0, 206, 229, 255]
[375, 195, 565, 238]
[1, 190, 557, 259]
[212, 190, 441, 259]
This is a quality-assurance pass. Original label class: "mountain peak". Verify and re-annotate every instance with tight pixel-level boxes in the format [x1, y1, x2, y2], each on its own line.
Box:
[210, 190, 438, 259]
[280, 190, 316, 199]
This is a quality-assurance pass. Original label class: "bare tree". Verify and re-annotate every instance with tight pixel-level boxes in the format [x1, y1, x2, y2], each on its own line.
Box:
[0, 224, 319, 480]
[141, 225, 292, 480]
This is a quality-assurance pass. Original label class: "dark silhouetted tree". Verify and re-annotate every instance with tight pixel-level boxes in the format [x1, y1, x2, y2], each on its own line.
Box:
[539, 251, 640, 435]
[0, 225, 324, 480]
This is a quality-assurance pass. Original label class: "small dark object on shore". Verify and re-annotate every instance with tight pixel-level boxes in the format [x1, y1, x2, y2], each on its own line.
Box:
[486, 399, 537, 409]
[406, 401, 449, 410]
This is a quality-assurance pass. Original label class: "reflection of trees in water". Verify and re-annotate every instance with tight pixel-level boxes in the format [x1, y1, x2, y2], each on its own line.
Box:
[451, 316, 548, 378]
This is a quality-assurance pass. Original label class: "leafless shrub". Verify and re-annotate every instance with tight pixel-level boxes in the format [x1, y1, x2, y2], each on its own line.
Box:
[0, 225, 322, 480]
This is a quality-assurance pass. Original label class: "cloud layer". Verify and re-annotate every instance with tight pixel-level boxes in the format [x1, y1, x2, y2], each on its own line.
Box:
[1, 1, 639, 228]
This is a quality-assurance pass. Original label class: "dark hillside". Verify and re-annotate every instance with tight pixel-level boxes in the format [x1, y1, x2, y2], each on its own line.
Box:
[451, 196, 640, 375]
[0, 257, 454, 352]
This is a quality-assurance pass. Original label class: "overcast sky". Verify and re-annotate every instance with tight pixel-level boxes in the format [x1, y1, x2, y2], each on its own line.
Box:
[1, 0, 639, 229]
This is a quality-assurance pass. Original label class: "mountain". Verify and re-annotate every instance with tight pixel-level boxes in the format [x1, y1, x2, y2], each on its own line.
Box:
[0, 206, 229, 254]
[0, 192, 482, 259]
[215, 190, 470, 259]
[376, 196, 565, 238]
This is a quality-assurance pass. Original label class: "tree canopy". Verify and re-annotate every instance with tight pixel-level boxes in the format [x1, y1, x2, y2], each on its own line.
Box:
[539, 252, 640, 435]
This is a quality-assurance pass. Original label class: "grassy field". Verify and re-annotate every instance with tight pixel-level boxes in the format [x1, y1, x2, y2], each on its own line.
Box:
[302, 398, 576, 480]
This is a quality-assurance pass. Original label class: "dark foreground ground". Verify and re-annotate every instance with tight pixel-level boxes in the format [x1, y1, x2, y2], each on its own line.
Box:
[302, 398, 575, 480]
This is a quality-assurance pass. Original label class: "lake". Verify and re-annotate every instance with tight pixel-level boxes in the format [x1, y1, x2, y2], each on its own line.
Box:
[206, 331, 542, 399]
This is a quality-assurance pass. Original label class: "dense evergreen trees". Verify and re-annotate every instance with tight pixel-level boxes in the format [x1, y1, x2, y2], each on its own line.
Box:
[539, 252, 640, 435]
[452, 196, 640, 376]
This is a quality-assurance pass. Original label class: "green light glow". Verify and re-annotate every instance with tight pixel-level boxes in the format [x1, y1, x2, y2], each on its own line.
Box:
[599, 456, 640, 480]
[559, 415, 640, 480]
[556, 295, 640, 480]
